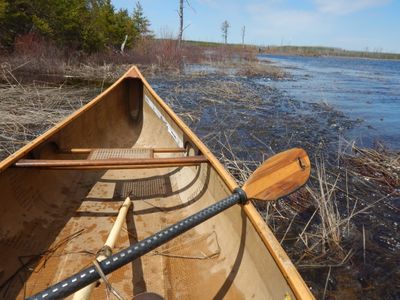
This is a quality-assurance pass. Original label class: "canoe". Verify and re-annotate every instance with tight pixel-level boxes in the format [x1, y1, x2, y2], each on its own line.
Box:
[0, 67, 314, 299]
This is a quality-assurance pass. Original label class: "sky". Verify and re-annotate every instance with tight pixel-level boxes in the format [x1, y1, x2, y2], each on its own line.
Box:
[112, 0, 400, 53]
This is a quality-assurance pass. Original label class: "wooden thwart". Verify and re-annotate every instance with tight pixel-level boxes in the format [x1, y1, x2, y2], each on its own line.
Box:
[14, 156, 208, 170]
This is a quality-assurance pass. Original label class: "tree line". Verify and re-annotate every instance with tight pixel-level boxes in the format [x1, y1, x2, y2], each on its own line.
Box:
[0, 0, 152, 53]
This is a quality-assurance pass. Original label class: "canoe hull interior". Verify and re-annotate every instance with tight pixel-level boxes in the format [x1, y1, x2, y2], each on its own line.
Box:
[0, 67, 312, 299]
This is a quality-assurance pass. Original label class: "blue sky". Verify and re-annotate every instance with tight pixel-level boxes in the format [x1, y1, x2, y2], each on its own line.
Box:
[112, 0, 400, 53]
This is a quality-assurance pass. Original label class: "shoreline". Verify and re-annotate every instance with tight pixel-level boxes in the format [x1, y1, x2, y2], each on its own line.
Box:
[261, 52, 400, 62]
[260, 45, 400, 60]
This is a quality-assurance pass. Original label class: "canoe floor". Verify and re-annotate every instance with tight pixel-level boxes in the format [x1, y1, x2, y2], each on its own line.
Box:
[7, 164, 237, 299]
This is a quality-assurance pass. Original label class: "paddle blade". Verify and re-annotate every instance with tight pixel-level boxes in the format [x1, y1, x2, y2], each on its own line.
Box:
[242, 148, 310, 201]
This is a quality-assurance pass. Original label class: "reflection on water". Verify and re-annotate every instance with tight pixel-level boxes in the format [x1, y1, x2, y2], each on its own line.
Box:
[258, 55, 400, 149]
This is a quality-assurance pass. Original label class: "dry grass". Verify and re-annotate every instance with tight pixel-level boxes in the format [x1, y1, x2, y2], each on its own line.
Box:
[342, 141, 399, 194]
[304, 159, 342, 253]
[234, 61, 285, 78]
[212, 135, 398, 299]
[1, 36, 280, 82]
[0, 66, 99, 159]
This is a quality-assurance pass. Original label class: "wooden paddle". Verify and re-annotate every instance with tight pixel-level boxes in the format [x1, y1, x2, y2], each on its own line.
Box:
[27, 148, 310, 300]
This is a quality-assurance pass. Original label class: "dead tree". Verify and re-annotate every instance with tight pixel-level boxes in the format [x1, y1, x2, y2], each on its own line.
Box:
[221, 20, 230, 44]
[178, 0, 192, 47]
[241, 25, 246, 47]
[178, 0, 184, 46]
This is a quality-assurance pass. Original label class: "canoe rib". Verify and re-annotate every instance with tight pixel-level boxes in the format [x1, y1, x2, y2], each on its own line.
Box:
[13, 156, 208, 169]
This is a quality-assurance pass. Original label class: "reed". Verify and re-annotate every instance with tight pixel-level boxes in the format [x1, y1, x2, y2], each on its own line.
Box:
[0, 66, 99, 160]
[341, 141, 400, 194]
[210, 134, 397, 299]
[304, 159, 342, 253]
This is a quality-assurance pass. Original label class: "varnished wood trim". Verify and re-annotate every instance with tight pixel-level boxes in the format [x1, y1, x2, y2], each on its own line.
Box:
[153, 148, 187, 153]
[134, 67, 238, 187]
[242, 148, 311, 201]
[14, 156, 208, 168]
[0, 69, 131, 173]
[28, 164, 201, 170]
[58, 148, 92, 154]
[135, 66, 314, 299]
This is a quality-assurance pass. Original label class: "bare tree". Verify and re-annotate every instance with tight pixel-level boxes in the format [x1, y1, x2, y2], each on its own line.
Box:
[178, 0, 192, 47]
[221, 20, 230, 44]
[241, 25, 246, 47]
[178, 0, 184, 46]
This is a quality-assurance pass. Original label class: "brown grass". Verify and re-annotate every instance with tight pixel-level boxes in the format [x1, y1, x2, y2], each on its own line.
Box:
[342, 141, 399, 193]
[0, 66, 99, 159]
[1, 35, 279, 82]
[234, 61, 285, 78]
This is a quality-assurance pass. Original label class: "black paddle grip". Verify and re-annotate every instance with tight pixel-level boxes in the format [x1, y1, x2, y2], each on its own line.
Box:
[27, 191, 242, 300]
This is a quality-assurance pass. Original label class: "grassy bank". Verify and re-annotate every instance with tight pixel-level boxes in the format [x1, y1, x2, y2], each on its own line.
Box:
[0, 38, 284, 84]
[264, 45, 400, 60]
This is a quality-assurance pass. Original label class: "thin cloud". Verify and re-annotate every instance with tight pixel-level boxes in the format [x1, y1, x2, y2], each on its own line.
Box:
[314, 0, 391, 15]
[246, 3, 321, 34]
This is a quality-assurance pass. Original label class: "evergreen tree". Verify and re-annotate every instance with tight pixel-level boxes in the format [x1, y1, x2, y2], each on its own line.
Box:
[0, 0, 7, 18]
[221, 20, 229, 44]
[132, 1, 152, 38]
[0, 0, 150, 53]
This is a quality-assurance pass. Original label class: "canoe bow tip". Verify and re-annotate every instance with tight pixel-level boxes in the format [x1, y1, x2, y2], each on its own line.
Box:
[125, 67, 140, 79]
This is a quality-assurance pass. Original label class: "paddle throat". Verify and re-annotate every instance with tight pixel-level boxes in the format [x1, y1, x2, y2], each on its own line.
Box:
[234, 187, 248, 205]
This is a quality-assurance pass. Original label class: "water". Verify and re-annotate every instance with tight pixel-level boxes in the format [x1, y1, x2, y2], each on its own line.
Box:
[258, 55, 400, 149]
[149, 61, 399, 299]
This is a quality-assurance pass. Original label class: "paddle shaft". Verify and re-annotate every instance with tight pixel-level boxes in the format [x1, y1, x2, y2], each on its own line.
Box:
[27, 189, 247, 300]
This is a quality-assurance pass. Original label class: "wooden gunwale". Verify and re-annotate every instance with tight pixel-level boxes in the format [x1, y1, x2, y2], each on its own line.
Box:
[136, 67, 314, 299]
[0, 70, 132, 173]
[0, 66, 314, 299]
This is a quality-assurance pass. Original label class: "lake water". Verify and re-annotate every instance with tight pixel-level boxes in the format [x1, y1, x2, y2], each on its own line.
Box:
[258, 55, 400, 150]
[150, 62, 399, 299]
